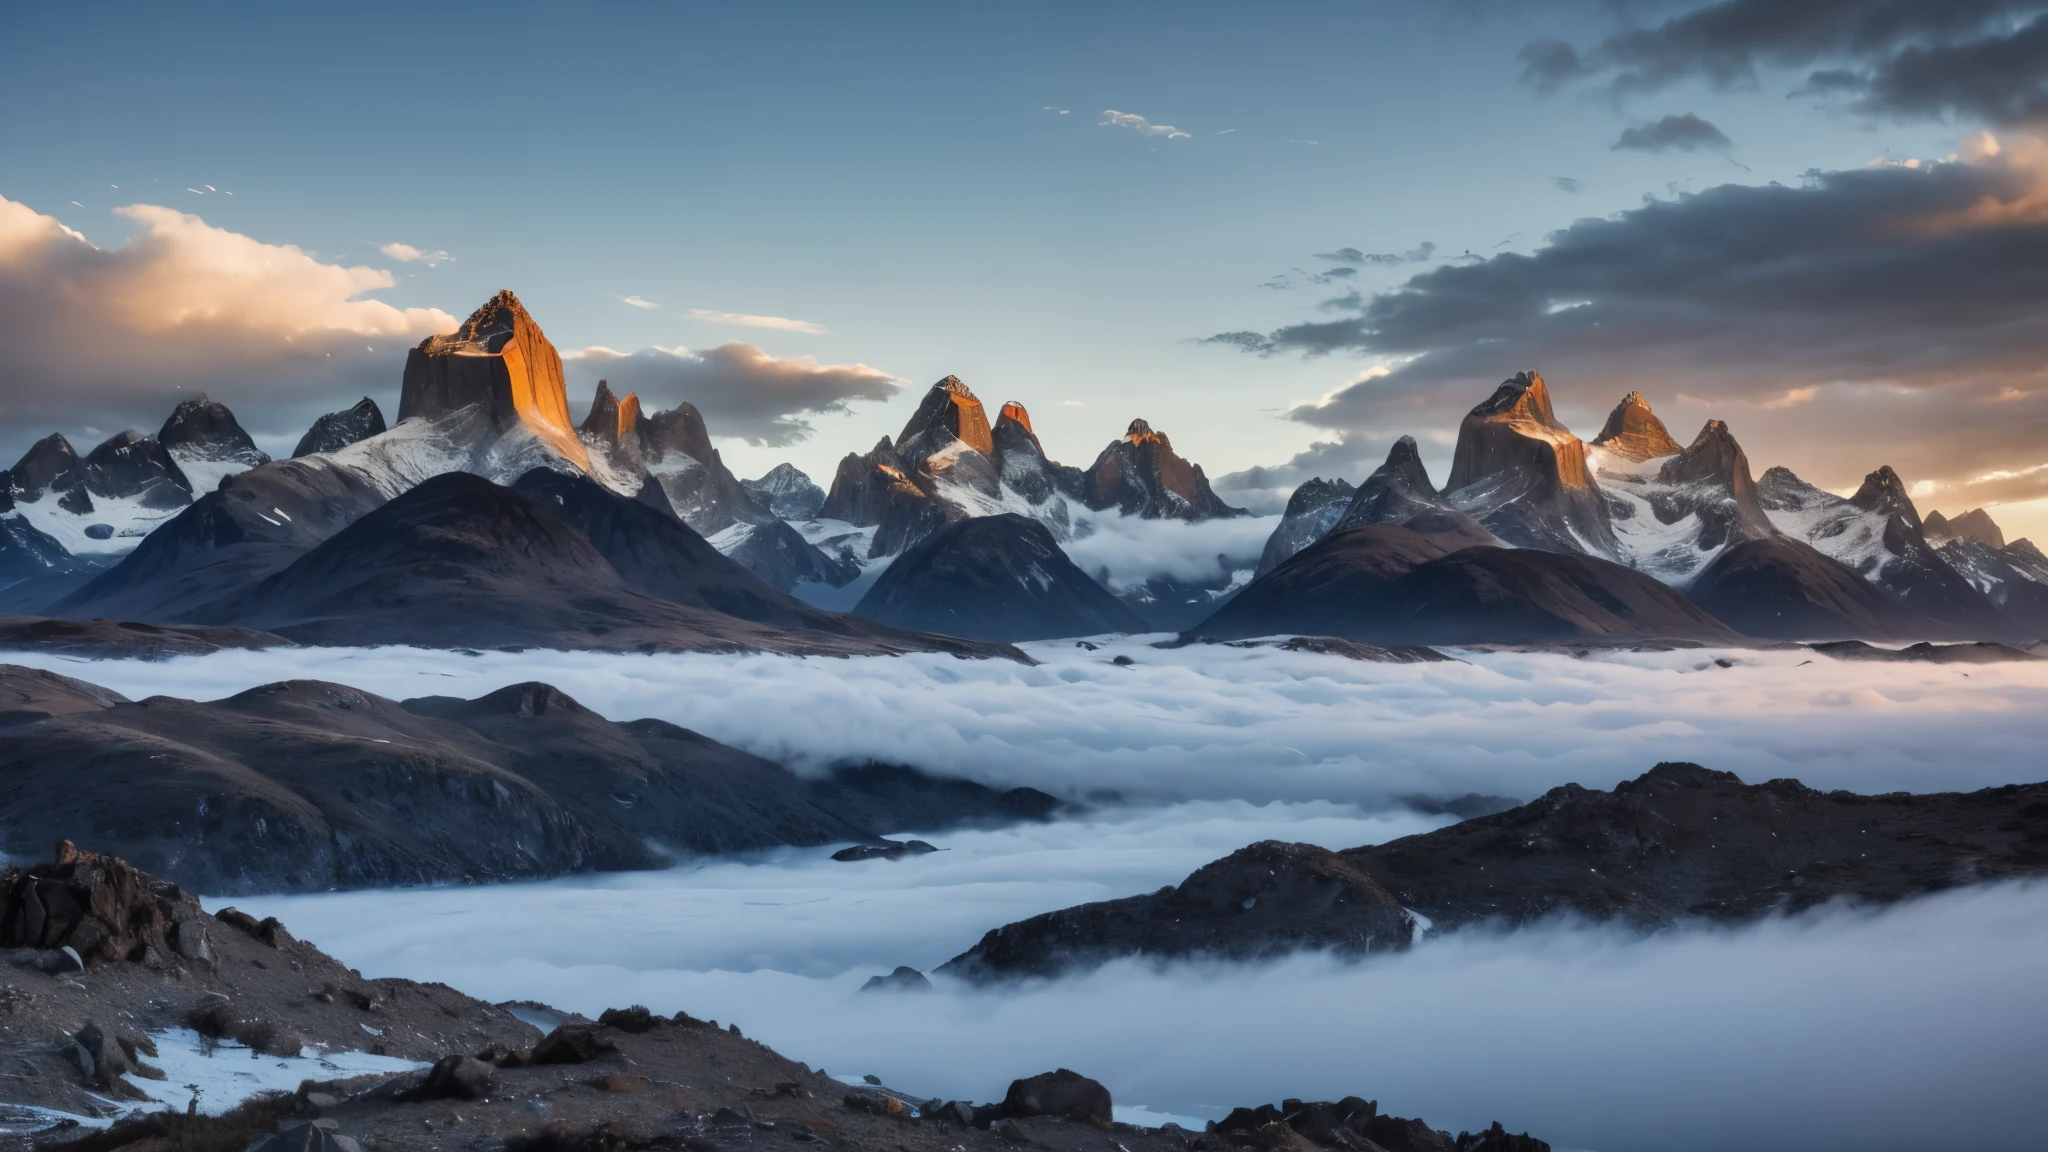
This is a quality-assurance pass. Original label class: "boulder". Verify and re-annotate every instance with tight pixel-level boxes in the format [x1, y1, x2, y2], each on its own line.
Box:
[412, 1054, 496, 1101]
[530, 1025, 618, 1065]
[1001, 1069, 1112, 1126]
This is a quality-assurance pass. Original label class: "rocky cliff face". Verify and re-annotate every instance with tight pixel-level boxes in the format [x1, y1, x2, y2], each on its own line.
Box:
[1081, 419, 1245, 520]
[83, 430, 193, 509]
[292, 397, 387, 457]
[1849, 464, 1922, 530]
[1589, 390, 1683, 461]
[397, 289, 591, 471]
[158, 396, 269, 485]
[9, 433, 93, 513]
[895, 375, 995, 470]
[725, 518, 861, 591]
[630, 399, 770, 536]
[1255, 477, 1356, 577]
[1925, 507, 2006, 548]
[990, 401, 1086, 513]
[1332, 436, 1451, 532]
[1443, 371, 1617, 555]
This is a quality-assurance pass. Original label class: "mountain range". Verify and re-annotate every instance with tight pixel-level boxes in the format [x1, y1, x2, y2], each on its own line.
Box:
[2, 292, 2043, 651]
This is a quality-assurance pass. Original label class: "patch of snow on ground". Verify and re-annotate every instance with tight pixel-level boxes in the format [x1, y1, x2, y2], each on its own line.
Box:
[123, 1028, 423, 1117]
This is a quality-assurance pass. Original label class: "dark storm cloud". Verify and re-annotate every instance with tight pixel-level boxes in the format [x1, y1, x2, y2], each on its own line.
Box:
[1206, 144, 2048, 511]
[1614, 113, 1733, 152]
[1522, 0, 2048, 124]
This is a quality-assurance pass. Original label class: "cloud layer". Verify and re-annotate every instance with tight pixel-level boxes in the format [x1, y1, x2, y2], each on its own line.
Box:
[1519, 0, 2048, 125]
[565, 343, 901, 446]
[1207, 139, 2048, 518]
[11, 640, 2045, 809]
[0, 194, 454, 451]
[226, 827, 2048, 1151]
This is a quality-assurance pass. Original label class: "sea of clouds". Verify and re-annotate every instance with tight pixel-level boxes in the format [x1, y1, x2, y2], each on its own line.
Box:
[11, 638, 2046, 806]
[217, 814, 2048, 1152]
[9, 640, 2047, 1149]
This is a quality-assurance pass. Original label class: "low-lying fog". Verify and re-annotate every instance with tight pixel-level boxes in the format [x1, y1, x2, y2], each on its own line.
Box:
[10, 640, 2046, 1149]
[12, 638, 2047, 804]
[218, 808, 2048, 1152]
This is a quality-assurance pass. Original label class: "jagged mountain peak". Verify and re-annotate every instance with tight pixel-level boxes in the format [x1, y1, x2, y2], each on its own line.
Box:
[643, 402, 715, 465]
[1379, 435, 1435, 490]
[1925, 507, 2005, 548]
[158, 396, 268, 466]
[1657, 419, 1749, 487]
[996, 401, 1034, 434]
[83, 430, 193, 509]
[1443, 370, 1613, 554]
[293, 397, 387, 458]
[898, 375, 994, 461]
[398, 288, 589, 470]
[1124, 418, 1168, 445]
[1467, 370, 1565, 428]
[581, 379, 648, 451]
[9, 433, 86, 505]
[1850, 465, 1921, 530]
[1591, 390, 1683, 462]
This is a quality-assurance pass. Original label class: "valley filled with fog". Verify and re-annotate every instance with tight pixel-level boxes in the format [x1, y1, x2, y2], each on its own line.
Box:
[6, 641, 2047, 1150]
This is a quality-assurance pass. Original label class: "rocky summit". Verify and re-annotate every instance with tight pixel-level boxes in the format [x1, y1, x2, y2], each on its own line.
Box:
[397, 289, 591, 470]
[1081, 419, 1245, 521]
[292, 397, 387, 457]
[1442, 371, 1617, 555]
[1589, 389, 1683, 462]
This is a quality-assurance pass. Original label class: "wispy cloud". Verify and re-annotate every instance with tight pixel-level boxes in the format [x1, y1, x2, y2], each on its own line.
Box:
[1551, 176, 1584, 193]
[615, 293, 660, 310]
[380, 242, 453, 267]
[1100, 110, 1191, 140]
[688, 309, 826, 334]
[1763, 386, 1819, 410]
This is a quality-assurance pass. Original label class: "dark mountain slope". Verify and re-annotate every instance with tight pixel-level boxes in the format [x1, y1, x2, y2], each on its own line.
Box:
[0, 666, 1045, 894]
[1198, 511, 1732, 645]
[51, 457, 392, 622]
[856, 513, 1147, 642]
[1687, 535, 1950, 641]
[186, 472, 1006, 656]
[942, 762, 2048, 979]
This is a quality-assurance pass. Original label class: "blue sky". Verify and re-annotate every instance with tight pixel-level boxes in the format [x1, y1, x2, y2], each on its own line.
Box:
[5, 1, 2042, 533]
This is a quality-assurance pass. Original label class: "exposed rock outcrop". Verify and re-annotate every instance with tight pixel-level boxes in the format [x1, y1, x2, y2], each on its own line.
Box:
[1081, 419, 1245, 521]
[294, 397, 388, 457]
[944, 762, 2048, 979]
[896, 375, 995, 472]
[397, 289, 591, 470]
[579, 380, 650, 458]
[1331, 436, 1451, 532]
[158, 396, 270, 488]
[1, 840, 211, 967]
[1443, 371, 1616, 555]
[1597, 417, 1777, 582]
[1255, 477, 1356, 578]
[1848, 464, 1922, 530]
[636, 399, 771, 535]
[990, 401, 1086, 513]
[1924, 507, 2006, 548]
[84, 431, 193, 509]
[856, 514, 1146, 642]
[9, 433, 92, 512]
[1589, 390, 1682, 461]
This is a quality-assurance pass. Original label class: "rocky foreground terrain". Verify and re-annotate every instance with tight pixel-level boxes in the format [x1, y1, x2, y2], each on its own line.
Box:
[0, 845, 1547, 1152]
[941, 762, 2048, 979]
